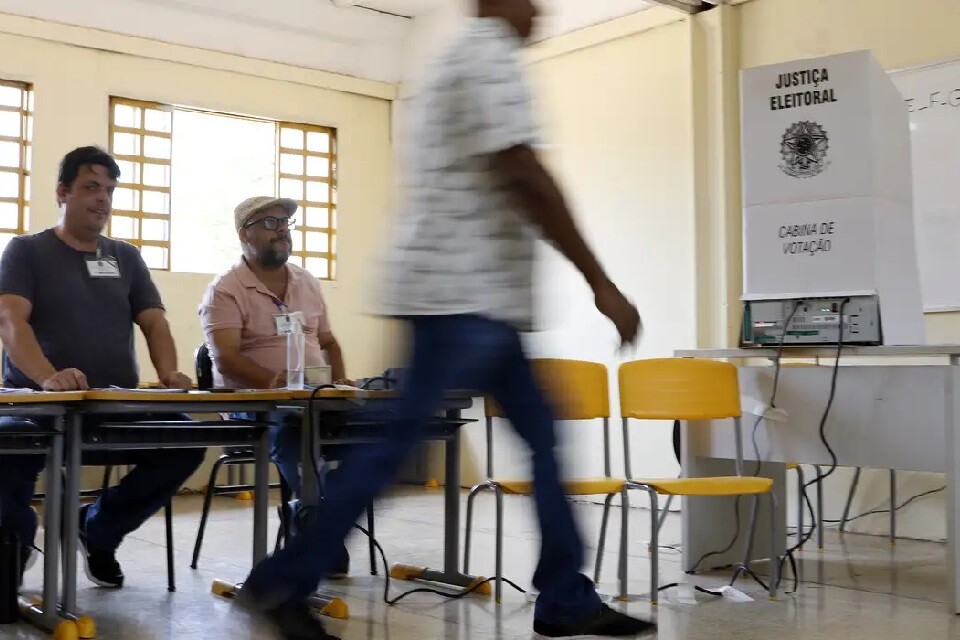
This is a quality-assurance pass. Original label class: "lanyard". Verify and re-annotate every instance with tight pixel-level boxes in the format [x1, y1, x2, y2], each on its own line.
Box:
[271, 296, 286, 313]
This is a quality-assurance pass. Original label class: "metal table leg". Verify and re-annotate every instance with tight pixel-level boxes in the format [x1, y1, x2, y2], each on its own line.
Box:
[214, 412, 351, 619]
[62, 413, 82, 615]
[288, 408, 349, 619]
[18, 418, 64, 632]
[253, 428, 270, 564]
[391, 409, 487, 594]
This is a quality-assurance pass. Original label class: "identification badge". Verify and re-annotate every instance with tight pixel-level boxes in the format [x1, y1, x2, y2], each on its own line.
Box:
[273, 311, 305, 335]
[85, 257, 120, 278]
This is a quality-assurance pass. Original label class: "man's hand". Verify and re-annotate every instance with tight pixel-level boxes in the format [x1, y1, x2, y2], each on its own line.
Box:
[41, 369, 89, 391]
[158, 371, 193, 390]
[594, 283, 642, 347]
[267, 371, 286, 389]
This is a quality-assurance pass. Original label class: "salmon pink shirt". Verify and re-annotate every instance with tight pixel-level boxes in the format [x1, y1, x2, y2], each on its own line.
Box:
[199, 260, 330, 389]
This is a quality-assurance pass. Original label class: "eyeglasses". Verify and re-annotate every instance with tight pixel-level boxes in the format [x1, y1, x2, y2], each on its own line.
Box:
[245, 216, 297, 231]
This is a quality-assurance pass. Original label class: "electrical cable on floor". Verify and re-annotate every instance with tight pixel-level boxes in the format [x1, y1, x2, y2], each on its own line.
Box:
[774, 297, 850, 592]
[821, 485, 947, 526]
[305, 384, 528, 605]
[351, 524, 527, 606]
[686, 301, 802, 583]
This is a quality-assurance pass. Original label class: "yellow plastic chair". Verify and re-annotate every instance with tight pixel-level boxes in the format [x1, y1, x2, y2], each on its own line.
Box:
[602, 358, 778, 603]
[463, 359, 627, 602]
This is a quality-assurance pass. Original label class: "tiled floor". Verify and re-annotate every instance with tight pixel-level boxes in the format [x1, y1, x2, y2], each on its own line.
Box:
[5, 487, 959, 639]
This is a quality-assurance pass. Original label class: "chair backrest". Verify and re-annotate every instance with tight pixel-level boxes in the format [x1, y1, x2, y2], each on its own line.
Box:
[618, 358, 740, 421]
[619, 358, 742, 479]
[484, 358, 610, 421]
[483, 358, 611, 479]
[195, 343, 214, 391]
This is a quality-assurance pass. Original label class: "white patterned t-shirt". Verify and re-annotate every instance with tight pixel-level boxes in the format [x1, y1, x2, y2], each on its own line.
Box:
[376, 18, 540, 331]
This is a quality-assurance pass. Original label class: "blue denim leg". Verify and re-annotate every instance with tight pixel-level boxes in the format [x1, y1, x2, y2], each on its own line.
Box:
[485, 334, 602, 624]
[269, 419, 303, 498]
[0, 417, 46, 547]
[240, 315, 602, 624]
[231, 412, 304, 498]
[81, 414, 205, 551]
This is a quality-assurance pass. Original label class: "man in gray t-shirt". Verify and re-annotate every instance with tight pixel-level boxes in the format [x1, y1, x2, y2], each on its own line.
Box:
[0, 146, 203, 590]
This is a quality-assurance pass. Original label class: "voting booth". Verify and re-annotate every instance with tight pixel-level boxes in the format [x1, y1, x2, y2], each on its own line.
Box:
[739, 50, 925, 346]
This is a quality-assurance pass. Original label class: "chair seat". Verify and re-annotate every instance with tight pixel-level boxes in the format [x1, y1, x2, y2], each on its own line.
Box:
[495, 477, 626, 496]
[630, 476, 773, 496]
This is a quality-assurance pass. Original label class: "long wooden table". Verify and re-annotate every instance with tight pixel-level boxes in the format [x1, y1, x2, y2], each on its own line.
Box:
[282, 390, 481, 608]
[0, 392, 84, 634]
[4, 388, 478, 637]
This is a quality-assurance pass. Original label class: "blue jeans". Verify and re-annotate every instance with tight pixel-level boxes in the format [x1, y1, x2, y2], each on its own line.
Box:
[0, 414, 205, 551]
[228, 413, 341, 499]
[242, 315, 602, 625]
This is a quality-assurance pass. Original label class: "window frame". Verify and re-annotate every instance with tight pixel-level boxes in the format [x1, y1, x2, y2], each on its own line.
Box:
[0, 80, 33, 241]
[108, 97, 339, 279]
[107, 97, 174, 270]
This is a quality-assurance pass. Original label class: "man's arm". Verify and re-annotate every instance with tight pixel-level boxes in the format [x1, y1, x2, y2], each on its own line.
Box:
[491, 145, 640, 345]
[0, 295, 88, 390]
[0, 295, 58, 385]
[492, 145, 610, 291]
[466, 36, 639, 345]
[207, 328, 281, 389]
[318, 332, 346, 382]
[0, 238, 88, 390]
[135, 308, 183, 385]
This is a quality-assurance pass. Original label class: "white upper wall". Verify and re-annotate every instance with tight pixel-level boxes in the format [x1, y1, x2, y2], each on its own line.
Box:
[0, 0, 411, 83]
[0, 0, 655, 85]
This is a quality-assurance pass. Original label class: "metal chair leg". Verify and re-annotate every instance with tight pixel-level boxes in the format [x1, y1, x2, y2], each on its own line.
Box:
[618, 487, 630, 601]
[463, 483, 490, 574]
[768, 492, 778, 600]
[165, 499, 175, 592]
[275, 473, 293, 553]
[191, 454, 228, 569]
[839, 467, 862, 534]
[594, 493, 615, 583]
[656, 494, 674, 536]
[889, 469, 897, 545]
[647, 488, 659, 605]
[367, 503, 377, 575]
[494, 486, 504, 604]
[100, 465, 114, 492]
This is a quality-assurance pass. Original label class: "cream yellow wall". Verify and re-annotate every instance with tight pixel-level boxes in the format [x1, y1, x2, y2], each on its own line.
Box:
[735, 0, 960, 540]
[0, 15, 400, 490]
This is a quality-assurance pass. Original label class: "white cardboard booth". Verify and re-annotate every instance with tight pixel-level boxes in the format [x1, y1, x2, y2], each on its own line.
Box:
[740, 50, 925, 345]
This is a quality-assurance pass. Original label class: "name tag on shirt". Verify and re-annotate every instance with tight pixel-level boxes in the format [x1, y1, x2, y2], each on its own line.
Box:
[85, 257, 121, 278]
[273, 311, 305, 335]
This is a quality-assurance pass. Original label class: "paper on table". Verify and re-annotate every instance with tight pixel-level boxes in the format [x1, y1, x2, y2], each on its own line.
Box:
[100, 387, 191, 393]
[0, 388, 38, 393]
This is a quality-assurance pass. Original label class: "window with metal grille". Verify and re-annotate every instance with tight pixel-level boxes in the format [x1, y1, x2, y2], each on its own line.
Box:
[0, 80, 32, 255]
[109, 97, 338, 279]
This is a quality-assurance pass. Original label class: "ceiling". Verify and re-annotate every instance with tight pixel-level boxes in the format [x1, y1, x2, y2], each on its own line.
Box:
[0, 0, 666, 85]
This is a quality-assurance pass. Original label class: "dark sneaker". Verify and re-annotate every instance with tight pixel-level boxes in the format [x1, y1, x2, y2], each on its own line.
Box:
[77, 504, 124, 588]
[533, 605, 657, 639]
[328, 546, 350, 580]
[264, 602, 340, 640]
[234, 592, 340, 640]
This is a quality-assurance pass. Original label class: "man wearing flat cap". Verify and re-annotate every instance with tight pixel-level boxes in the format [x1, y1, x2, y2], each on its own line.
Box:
[198, 195, 350, 577]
